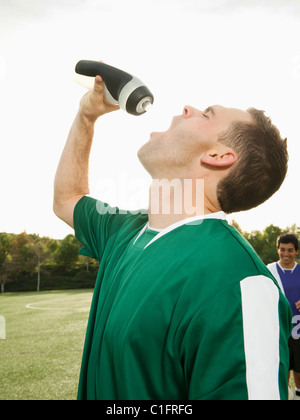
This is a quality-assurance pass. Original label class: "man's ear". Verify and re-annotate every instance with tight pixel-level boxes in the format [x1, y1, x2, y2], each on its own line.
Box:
[201, 150, 237, 168]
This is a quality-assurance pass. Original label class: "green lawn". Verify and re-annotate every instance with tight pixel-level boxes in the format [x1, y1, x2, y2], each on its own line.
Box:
[0, 290, 93, 400]
[0, 289, 296, 400]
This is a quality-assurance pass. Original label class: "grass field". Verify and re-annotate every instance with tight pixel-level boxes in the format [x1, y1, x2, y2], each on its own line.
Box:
[0, 289, 296, 400]
[0, 290, 93, 400]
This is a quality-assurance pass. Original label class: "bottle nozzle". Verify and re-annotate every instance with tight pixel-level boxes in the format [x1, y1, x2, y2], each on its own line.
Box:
[133, 96, 153, 115]
[143, 101, 152, 112]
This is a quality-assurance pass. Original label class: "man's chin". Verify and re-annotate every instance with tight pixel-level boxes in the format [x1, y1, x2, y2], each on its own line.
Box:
[150, 131, 163, 139]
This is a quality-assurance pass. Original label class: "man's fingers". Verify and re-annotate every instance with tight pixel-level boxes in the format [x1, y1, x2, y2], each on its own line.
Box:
[95, 75, 104, 83]
[93, 75, 105, 92]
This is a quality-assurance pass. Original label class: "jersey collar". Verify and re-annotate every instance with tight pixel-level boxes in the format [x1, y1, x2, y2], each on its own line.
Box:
[277, 261, 298, 273]
[134, 211, 226, 250]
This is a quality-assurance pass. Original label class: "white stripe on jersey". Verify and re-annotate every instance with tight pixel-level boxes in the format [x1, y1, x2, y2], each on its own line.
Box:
[240, 276, 281, 400]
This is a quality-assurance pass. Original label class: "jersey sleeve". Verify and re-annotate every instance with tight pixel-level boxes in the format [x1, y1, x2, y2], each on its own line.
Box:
[73, 196, 115, 260]
[180, 276, 292, 400]
[73, 195, 147, 261]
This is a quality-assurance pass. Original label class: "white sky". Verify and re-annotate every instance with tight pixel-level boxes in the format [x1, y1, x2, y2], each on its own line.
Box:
[0, 0, 300, 239]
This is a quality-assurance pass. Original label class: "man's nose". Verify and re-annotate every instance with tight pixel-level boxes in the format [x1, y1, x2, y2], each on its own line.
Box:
[182, 106, 199, 118]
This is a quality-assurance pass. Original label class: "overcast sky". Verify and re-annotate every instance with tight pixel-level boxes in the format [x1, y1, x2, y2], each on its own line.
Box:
[1, 0, 300, 238]
[2, 0, 300, 19]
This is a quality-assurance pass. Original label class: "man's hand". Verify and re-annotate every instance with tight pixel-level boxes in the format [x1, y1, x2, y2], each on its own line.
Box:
[295, 300, 300, 312]
[80, 75, 120, 123]
[53, 72, 120, 228]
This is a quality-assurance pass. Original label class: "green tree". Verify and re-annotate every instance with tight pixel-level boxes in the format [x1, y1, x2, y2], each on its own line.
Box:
[231, 219, 243, 234]
[0, 233, 13, 293]
[55, 234, 81, 270]
[244, 224, 287, 265]
[32, 235, 60, 292]
[13, 232, 36, 275]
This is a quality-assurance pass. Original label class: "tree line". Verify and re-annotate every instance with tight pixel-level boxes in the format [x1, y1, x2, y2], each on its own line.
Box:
[233, 221, 300, 265]
[0, 222, 299, 293]
[0, 232, 98, 293]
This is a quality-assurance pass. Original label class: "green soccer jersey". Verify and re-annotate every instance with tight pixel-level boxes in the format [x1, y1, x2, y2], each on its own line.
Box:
[74, 196, 292, 400]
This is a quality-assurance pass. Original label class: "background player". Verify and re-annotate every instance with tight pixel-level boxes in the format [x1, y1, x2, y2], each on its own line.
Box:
[268, 234, 300, 400]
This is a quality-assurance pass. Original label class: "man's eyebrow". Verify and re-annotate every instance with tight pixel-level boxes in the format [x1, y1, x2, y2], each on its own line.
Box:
[204, 106, 216, 116]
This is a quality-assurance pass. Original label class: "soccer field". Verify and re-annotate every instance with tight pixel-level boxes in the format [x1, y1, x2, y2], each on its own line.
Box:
[1, 289, 296, 400]
[0, 289, 93, 400]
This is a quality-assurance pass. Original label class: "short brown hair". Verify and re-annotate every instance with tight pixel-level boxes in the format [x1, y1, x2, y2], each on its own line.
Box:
[217, 108, 288, 214]
[277, 234, 299, 252]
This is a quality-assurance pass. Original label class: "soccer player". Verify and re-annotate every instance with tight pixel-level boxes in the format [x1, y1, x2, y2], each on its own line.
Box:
[268, 234, 300, 400]
[54, 74, 292, 400]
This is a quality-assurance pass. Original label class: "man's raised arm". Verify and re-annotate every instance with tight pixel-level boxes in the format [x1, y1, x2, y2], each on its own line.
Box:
[53, 75, 119, 228]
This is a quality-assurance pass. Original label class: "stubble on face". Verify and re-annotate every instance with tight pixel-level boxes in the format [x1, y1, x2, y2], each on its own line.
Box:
[137, 105, 253, 179]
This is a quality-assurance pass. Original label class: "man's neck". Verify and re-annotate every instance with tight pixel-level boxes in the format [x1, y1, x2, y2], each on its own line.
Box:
[278, 261, 297, 271]
[148, 178, 220, 229]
